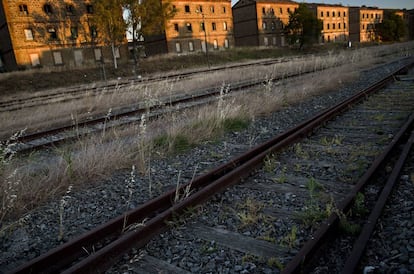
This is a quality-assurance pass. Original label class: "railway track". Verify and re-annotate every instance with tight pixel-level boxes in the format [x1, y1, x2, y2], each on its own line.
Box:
[10, 59, 414, 273]
[0, 57, 297, 113]
[7, 55, 414, 154]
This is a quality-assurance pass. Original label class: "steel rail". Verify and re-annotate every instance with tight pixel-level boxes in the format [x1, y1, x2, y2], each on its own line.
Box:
[10, 62, 413, 274]
[341, 129, 414, 274]
[6, 61, 339, 153]
[0, 57, 285, 112]
[281, 114, 414, 274]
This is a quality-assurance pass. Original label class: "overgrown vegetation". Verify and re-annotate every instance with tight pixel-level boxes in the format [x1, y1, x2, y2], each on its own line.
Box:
[1, 42, 413, 225]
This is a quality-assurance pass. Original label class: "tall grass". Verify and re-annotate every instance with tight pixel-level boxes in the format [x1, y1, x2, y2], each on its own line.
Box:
[0, 43, 413, 225]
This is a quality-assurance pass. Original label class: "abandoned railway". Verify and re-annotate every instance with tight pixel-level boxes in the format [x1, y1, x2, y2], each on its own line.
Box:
[3, 53, 414, 273]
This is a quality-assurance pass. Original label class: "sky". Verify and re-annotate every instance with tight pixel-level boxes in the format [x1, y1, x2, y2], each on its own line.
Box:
[231, 0, 414, 10]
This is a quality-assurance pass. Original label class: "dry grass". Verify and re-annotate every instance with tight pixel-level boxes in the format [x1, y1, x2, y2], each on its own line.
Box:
[1, 42, 414, 227]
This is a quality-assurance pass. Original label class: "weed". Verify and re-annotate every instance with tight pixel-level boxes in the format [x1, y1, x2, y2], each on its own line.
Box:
[351, 192, 368, 217]
[320, 135, 344, 146]
[58, 185, 73, 241]
[258, 234, 277, 244]
[281, 225, 298, 248]
[237, 198, 264, 228]
[293, 143, 309, 159]
[263, 154, 277, 173]
[122, 165, 137, 232]
[267, 257, 284, 270]
[306, 177, 324, 199]
[339, 218, 361, 235]
[242, 254, 258, 264]
[201, 241, 217, 254]
[222, 117, 250, 132]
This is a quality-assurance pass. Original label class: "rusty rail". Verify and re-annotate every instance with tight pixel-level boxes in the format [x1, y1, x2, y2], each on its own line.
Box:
[10, 61, 413, 274]
[282, 114, 414, 274]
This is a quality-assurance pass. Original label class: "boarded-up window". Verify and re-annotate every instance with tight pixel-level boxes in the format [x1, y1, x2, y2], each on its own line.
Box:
[94, 48, 102, 61]
[24, 29, 33, 40]
[175, 42, 181, 53]
[30, 53, 40, 66]
[189, 41, 194, 51]
[74, 50, 83, 65]
[224, 39, 229, 48]
[53, 51, 63, 65]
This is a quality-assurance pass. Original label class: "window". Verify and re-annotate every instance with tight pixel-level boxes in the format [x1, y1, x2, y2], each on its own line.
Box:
[333, 11, 335, 17]
[29, 53, 40, 67]
[362, 24, 365, 30]
[48, 28, 58, 40]
[174, 23, 179, 32]
[224, 39, 229, 48]
[114, 47, 120, 58]
[66, 4, 74, 15]
[175, 42, 181, 53]
[279, 8, 282, 14]
[210, 6, 214, 13]
[327, 11, 329, 17]
[70, 27, 78, 39]
[287, 8, 290, 13]
[223, 6, 226, 13]
[19, 4, 28, 15]
[338, 23, 341, 29]
[90, 26, 97, 38]
[186, 23, 192, 32]
[262, 21, 267, 30]
[213, 39, 218, 49]
[344, 23, 346, 29]
[86, 4, 93, 14]
[270, 8, 274, 15]
[332, 23, 335, 29]
[53, 51, 63, 65]
[43, 4, 53, 14]
[327, 23, 330, 30]
[343, 11, 346, 17]
[371, 14, 373, 18]
[198, 5, 203, 12]
[184, 5, 190, 13]
[223, 22, 227, 31]
[264, 37, 269, 46]
[271, 21, 275, 31]
[24, 29, 33, 40]
[321, 11, 323, 17]
[262, 7, 265, 14]
[94, 48, 102, 61]
[189, 41, 194, 51]
[212, 22, 216, 31]
[200, 22, 205, 31]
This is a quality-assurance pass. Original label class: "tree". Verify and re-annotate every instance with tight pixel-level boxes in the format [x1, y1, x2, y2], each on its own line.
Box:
[285, 4, 323, 49]
[377, 12, 406, 42]
[122, 0, 175, 72]
[92, 0, 126, 69]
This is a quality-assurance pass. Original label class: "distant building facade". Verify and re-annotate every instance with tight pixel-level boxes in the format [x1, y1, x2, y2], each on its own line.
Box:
[0, 0, 128, 71]
[307, 4, 349, 43]
[349, 6, 383, 42]
[164, 0, 234, 53]
[233, 0, 298, 47]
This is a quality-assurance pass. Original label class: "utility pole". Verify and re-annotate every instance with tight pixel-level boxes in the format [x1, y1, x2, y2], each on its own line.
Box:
[196, 10, 210, 69]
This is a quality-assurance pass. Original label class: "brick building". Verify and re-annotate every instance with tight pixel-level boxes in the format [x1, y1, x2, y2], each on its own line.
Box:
[307, 3, 349, 43]
[232, 0, 298, 47]
[164, 0, 234, 53]
[349, 6, 383, 43]
[0, 0, 128, 71]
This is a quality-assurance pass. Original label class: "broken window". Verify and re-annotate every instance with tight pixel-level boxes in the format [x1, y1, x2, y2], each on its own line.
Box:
[19, 4, 29, 15]
[43, 4, 53, 14]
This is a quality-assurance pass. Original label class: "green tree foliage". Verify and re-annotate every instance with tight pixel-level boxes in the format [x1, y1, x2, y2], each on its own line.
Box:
[285, 4, 323, 49]
[377, 12, 406, 42]
[92, 0, 126, 68]
[122, 0, 176, 66]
